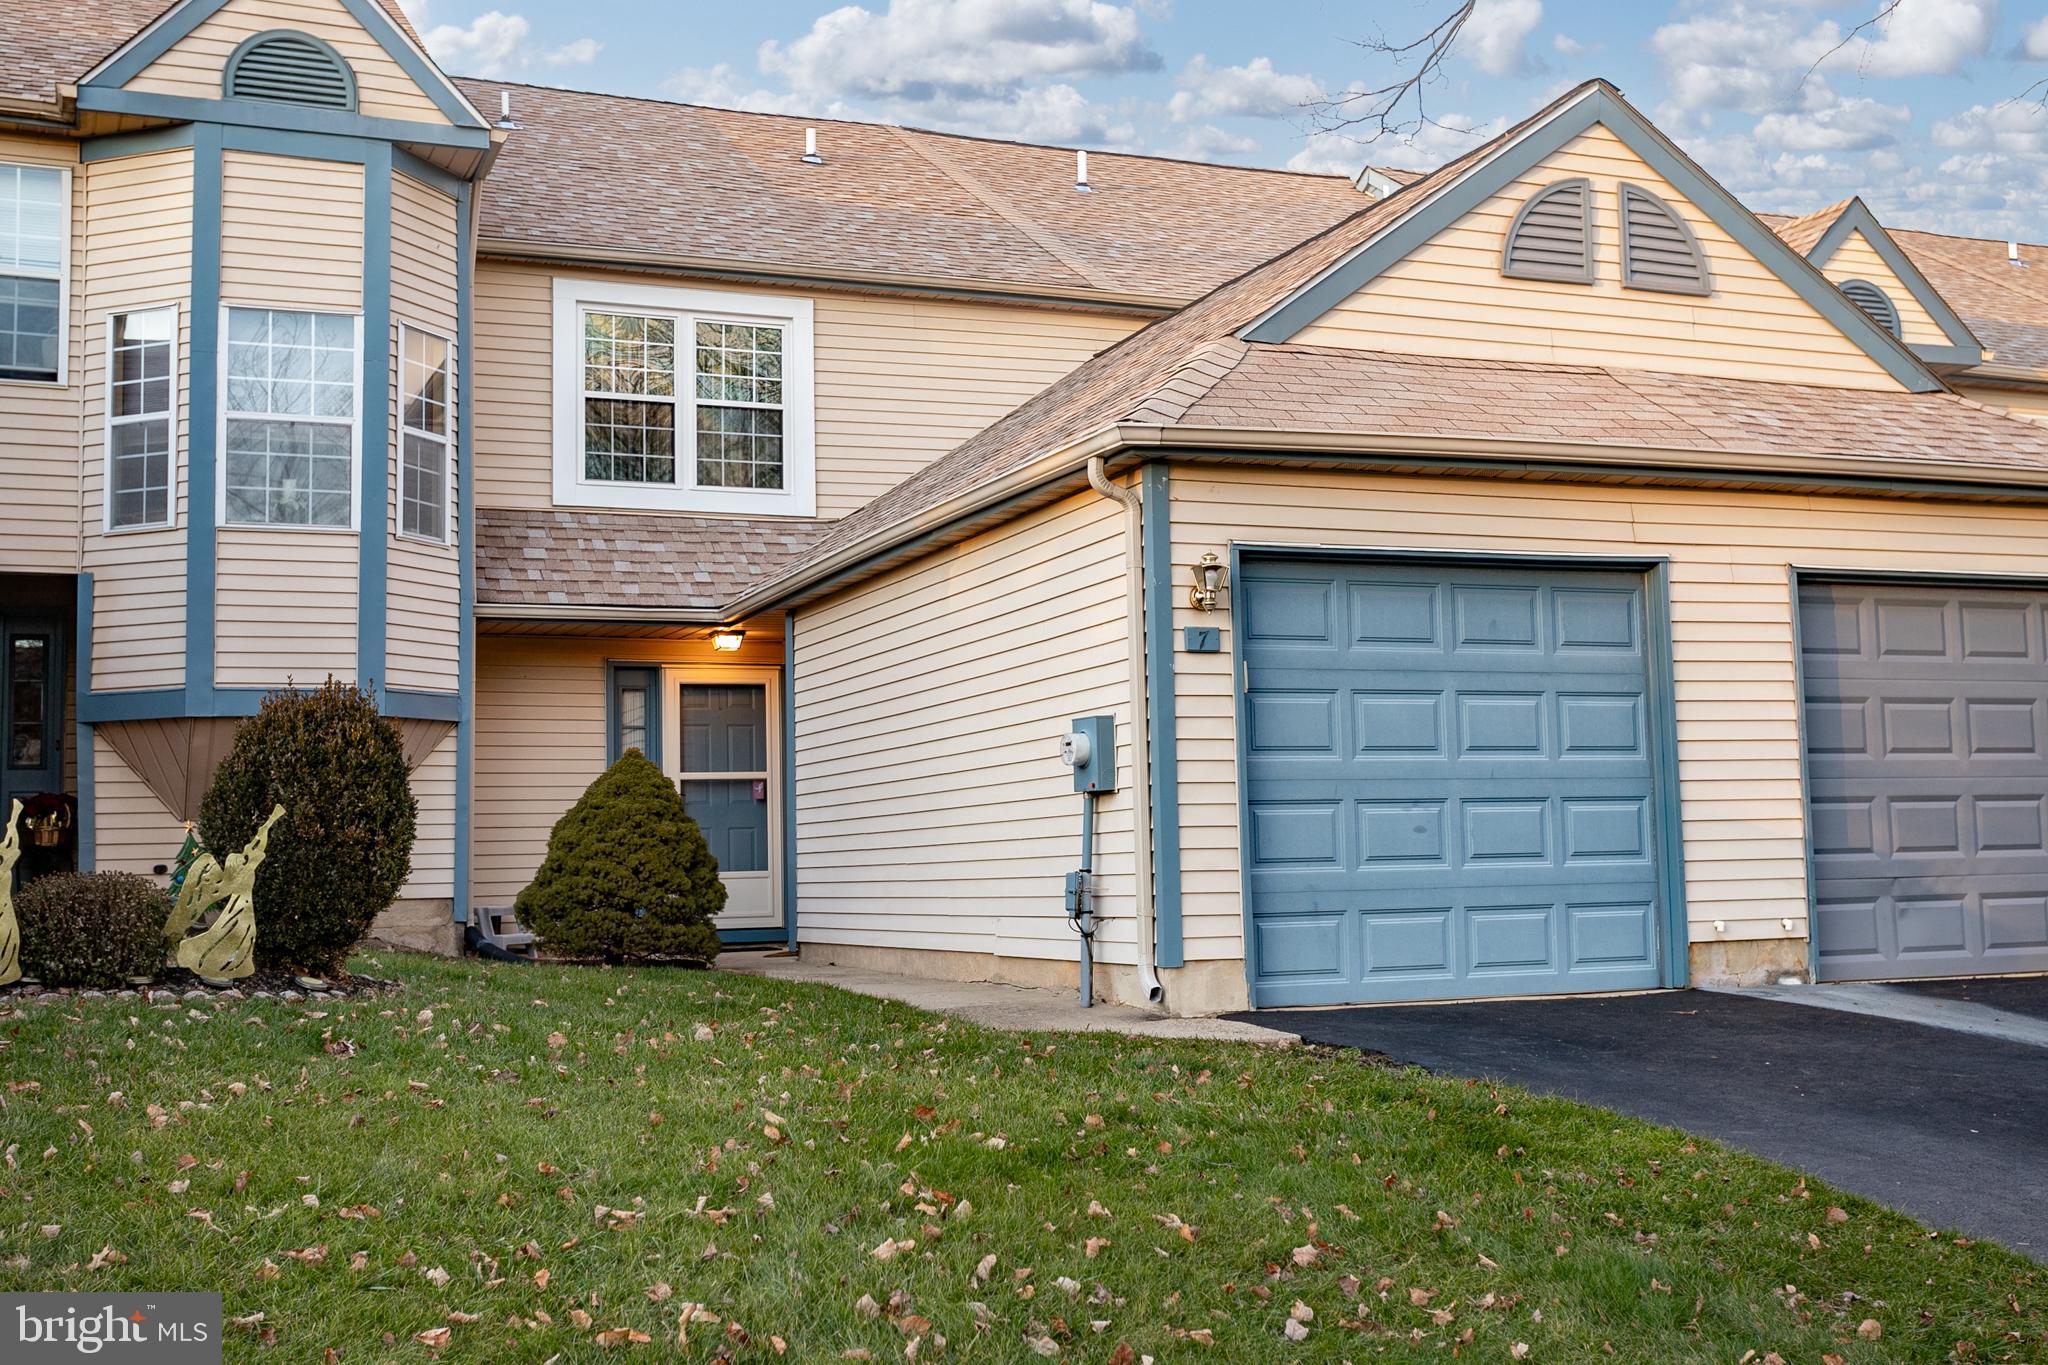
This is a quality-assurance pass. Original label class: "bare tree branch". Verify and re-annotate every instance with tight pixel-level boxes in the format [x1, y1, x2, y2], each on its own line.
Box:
[1801, 0, 1900, 89]
[1304, 0, 1476, 143]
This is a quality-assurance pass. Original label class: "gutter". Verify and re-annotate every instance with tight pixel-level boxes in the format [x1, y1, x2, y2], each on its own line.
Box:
[729, 421, 2048, 620]
[476, 238, 1181, 317]
[476, 602, 722, 624]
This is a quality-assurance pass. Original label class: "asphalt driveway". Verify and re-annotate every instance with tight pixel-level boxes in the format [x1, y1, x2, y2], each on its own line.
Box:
[1238, 988, 2048, 1257]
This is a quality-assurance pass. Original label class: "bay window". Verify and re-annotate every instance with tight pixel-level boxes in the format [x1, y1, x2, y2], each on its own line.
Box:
[399, 325, 452, 542]
[106, 307, 175, 530]
[222, 307, 358, 528]
[552, 279, 814, 516]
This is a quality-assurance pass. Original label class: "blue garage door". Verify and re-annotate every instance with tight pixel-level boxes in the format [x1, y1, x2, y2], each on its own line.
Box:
[1242, 559, 1667, 1006]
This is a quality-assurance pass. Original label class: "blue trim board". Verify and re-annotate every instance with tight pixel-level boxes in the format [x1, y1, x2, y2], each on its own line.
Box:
[1140, 463, 1184, 969]
[720, 928, 792, 946]
[75, 88, 490, 151]
[1230, 546, 1691, 1006]
[185, 124, 223, 715]
[84, 0, 483, 130]
[79, 126, 196, 162]
[393, 147, 465, 199]
[219, 125, 377, 162]
[782, 610, 799, 950]
[75, 573, 96, 872]
[1804, 198, 1984, 364]
[454, 178, 475, 927]
[1242, 85, 1942, 394]
[1227, 540, 1258, 1000]
[357, 140, 394, 708]
[79, 685, 457, 724]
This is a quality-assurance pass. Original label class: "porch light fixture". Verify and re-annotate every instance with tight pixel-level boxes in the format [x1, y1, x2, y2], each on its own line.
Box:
[1188, 553, 1225, 612]
[711, 629, 745, 653]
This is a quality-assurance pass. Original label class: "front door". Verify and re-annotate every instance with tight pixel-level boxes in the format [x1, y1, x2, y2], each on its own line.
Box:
[661, 672, 780, 932]
[1, 619, 64, 822]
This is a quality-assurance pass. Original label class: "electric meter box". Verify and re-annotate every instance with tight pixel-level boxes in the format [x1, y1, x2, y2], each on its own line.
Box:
[1063, 715, 1116, 793]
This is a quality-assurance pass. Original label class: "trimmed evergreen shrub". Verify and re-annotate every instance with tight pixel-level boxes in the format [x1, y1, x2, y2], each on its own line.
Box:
[515, 749, 725, 963]
[18, 872, 165, 987]
[198, 679, 417, 974]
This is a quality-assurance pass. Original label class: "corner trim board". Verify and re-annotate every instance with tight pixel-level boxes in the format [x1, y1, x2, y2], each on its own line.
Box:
[1140, 463, 1184, 970]
[75, 572, 96, 872]
[79, 125, 197, 162]
[358, 141, 394, 706]
[454, 178, 475, 926]
[184, 124, 223, 713]
[782, 609, 799, 951]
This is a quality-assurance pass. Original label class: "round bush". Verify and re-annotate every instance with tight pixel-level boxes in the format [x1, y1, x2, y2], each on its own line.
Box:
[198, 678, 417, 974]
[515, 749, 725, 963]
[18, 871, 166, 987]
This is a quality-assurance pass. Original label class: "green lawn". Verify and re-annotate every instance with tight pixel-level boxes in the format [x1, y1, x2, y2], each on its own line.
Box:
[1, 954, 2041, 1362]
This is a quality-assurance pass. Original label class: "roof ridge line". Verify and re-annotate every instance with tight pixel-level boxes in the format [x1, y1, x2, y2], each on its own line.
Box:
[889, 127, 1117, 295]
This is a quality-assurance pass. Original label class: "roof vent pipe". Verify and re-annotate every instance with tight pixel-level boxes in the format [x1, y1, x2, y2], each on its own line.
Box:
[1075, 148, 1092, 192]
[801, 127, 823, 165]
[495, 90, 518, 129]
[2012, 240, 2025, 267]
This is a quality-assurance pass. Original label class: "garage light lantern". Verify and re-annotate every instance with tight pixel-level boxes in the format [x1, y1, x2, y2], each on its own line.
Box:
[1188, 552, 1226, 612]
[711, 629, 746, 653]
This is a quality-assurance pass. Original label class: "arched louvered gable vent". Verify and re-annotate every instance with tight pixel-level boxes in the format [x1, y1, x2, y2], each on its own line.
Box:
[225, 31, 357, 111]
[1619, 183, 1711, 295]
[1839, 279, 1901, 338]
[1501, 178, 1594, 283]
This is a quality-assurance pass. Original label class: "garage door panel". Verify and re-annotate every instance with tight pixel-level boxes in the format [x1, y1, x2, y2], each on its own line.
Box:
[1802, 582, 2048, 981]
[1246, 559, 1665, 1006]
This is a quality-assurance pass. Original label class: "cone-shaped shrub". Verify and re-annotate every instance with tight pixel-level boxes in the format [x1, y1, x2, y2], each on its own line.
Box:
[198, 678, 417, 974]
[515, 749, 725, 963]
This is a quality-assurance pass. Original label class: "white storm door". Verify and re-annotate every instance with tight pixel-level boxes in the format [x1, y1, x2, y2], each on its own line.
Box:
[662, 670, 780, 930]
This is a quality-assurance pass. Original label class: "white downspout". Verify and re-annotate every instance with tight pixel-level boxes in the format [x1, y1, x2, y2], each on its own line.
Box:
[1086, 456, 1163, 1005]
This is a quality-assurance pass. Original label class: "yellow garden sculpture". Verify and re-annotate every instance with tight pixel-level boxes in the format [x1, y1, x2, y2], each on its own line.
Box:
[169, 805, 285, 981]
[0, 800, 21, 987]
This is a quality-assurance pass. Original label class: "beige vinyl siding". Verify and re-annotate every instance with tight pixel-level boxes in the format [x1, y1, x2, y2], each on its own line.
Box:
[1291, 125, 1902, 391]
[220, 152, 364, 311]
[81, 148, 194, 691]
[123, 0, 454, 127]
[216, 530, 359, 685]
[791, 489, 1137, 962]
[92, 731, 187, 878]
[398, 729, 456, 898]
[1958, 383, 2048, 425]
[472, 630, 786, 902]
[1170, 465, 2048, 961]
[470, 261, 1138, 515]
[0, 135, 81, 573]
[214, 150, 364, 688]
[387, 172, 460, 692]
[1816, 229, 1950, 348]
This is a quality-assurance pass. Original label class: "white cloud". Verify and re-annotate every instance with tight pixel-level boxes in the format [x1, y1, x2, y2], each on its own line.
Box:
[1753, 93, 1911, 152]
[1462, 0, 1545, 77]
[2022, 14, 2048, 59]
[545, 38, 600, 67]
[1167, 56, 1322, 122]
[1552, 33, 1584, 58]
[757, 0, 1159, 102]
[1932, 101, 2048, 157]
[1286, 112, 1506, 176]
[1649, 2, 1841, 115]
[1839, 0, 1998, 78]
[404, 4, 599, 79]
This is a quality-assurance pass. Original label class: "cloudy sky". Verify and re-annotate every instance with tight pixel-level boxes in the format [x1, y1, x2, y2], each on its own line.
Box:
[400, 0, 2048, 239]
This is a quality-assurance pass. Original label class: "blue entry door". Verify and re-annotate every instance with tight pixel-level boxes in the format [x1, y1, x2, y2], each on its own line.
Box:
[1241, 559, 1666, 1006]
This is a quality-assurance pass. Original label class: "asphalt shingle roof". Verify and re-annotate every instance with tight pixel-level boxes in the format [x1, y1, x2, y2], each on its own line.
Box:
[476, 508, 830, 613]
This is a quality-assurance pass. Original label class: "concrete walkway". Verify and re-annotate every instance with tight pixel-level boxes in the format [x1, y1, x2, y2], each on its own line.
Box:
[719, 950, 1296, 1043]
[1712, 980, 2048, 1049]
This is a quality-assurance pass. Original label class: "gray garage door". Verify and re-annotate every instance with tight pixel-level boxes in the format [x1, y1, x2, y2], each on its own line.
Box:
[1241, 558, 1668, 1007]
[1801, 581, 2048, 981]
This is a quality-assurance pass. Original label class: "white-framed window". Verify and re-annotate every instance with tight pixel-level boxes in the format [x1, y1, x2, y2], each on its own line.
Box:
[0, 163, 68, 385]
[220, 306, 360, 529]
[398, 324, 452, 543]
[551, 278, 816, 516]
[105, 306, 176, 531]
